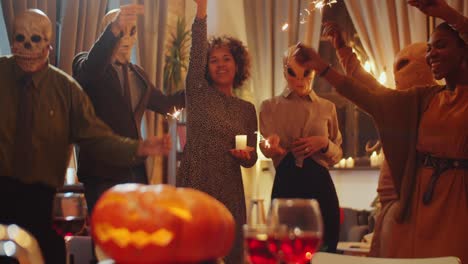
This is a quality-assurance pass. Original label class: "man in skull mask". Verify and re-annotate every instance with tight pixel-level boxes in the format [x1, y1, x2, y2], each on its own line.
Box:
[0, 9, 171, 263]
[259, 45, 343, 253]
[73, 4, 185, 215]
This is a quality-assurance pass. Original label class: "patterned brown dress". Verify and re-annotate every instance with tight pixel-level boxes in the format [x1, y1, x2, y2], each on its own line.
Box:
[176, 17, 258, 264]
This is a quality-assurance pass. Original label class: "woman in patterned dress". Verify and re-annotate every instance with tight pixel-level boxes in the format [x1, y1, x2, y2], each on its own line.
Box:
[294, 0, 468, 261]
[176, 1, 257, 263]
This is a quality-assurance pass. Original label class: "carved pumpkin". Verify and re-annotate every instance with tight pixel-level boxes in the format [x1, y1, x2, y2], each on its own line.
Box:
[91, 184, 235, 263]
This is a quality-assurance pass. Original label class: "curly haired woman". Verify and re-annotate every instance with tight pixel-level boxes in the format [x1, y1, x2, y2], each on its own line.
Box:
[176, 1, 257, 263]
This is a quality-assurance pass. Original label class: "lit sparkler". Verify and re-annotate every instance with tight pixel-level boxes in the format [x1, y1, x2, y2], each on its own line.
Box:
[312, 0, 338, 11]
[166, 107, 183, 121]
[255, 131, 271, 149]
[282, 0, 338, 32]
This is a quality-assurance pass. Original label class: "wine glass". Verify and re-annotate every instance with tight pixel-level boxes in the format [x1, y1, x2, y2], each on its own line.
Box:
[269, 198, 323, 264]
[52, 192, 87, 237]
[243, 224, 287, 264]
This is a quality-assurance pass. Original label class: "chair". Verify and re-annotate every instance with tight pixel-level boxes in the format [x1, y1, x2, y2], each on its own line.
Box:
[66, 236, 95, 264]
[0, 224, 44, 264]
[312, 252, 461, 264]
[339, 207, 371, 242]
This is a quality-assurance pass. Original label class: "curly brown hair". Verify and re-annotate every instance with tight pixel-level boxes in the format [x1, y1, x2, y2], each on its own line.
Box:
[205, 35, 251, 89]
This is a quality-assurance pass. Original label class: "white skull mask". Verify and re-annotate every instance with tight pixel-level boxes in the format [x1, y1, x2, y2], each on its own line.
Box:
[101, 9, 137, 64]
[12, 9, 51, 73]
[393, 42, 437, 90]
[284, 46, 314, 96]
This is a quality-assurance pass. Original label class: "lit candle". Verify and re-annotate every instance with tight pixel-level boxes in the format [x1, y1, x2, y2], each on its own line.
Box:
[345, 157, 355, 168]
[235, 135, 247, 150]
[65, 168, 76, 185]
[370, 151, 378, 167]
[339, 158, 346, 168]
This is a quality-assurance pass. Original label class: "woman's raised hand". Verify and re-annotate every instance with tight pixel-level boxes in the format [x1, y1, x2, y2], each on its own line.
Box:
[407, 0, 452, 20]
[194, 0, 207, 18]
[293, 43, 328, 73]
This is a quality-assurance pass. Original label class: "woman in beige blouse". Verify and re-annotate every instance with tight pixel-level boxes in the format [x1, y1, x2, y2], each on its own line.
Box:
[259, 46, 343, 252]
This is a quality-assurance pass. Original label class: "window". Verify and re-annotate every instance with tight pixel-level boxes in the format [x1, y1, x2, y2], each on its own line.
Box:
[0, 3, 11, 55]
[314, 1, 379, 160]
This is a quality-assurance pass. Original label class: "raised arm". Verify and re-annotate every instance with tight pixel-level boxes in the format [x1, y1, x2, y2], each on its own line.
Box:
[322, 22, 385, 90]
[72, 25, 118, 84]
[185, 0, 209, 102]
[293, 43, 403, 120]
[72, 5, 144, 84]
[408, 0, 468, 42]
[131, 64, 186, 114]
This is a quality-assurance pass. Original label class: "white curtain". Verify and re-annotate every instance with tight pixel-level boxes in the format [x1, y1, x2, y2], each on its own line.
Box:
[58, 0, 108, 74]
[133, 0, 169, 184]
[244, 0, 323, 104]
[344, 0, 427, 88]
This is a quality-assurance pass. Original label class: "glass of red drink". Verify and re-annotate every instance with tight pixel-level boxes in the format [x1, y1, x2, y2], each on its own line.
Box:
[243, 224, 288, 264]
[269, 199, 323, 264]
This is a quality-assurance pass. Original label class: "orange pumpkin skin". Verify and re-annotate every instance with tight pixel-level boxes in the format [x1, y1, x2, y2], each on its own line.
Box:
[91, 184, 235, 263]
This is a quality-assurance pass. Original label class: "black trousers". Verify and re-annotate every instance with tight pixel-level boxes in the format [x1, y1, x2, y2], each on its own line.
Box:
[271, 152, 340, 253]
[0, 177, 66, 264]
[81, 163, 147, 215]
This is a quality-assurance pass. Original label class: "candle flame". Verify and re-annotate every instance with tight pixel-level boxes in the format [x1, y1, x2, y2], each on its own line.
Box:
[282, 23, 289, 31]
[264, 139, 271, 149]
[166, 107, 183, 121]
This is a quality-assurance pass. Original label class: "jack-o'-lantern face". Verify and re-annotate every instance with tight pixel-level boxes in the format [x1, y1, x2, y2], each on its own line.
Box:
[91, 184, 235, 264]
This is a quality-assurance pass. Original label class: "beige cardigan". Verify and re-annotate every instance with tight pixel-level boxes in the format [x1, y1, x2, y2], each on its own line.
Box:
[334, 70, 443, 221]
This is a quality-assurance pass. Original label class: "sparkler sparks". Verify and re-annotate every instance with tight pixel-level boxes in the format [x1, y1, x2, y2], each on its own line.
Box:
[312, 0, 338, 11]
[166, 107, 183, 121]
[255, 131, 271, 149]
[282, 0, 338, 32]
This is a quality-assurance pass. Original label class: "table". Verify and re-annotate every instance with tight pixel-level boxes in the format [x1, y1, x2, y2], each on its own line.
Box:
[337, 241, 371, 256]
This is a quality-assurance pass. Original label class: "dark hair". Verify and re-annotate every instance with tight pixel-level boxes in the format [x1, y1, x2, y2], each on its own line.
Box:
[205, 35, 251, 89]
[435, 22, 466, 48]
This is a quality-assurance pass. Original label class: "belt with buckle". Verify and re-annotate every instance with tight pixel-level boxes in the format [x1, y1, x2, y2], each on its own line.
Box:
[420, 153, 468, 205]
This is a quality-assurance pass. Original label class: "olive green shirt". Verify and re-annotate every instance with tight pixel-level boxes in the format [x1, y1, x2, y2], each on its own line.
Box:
[0, 56, 141, 188]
